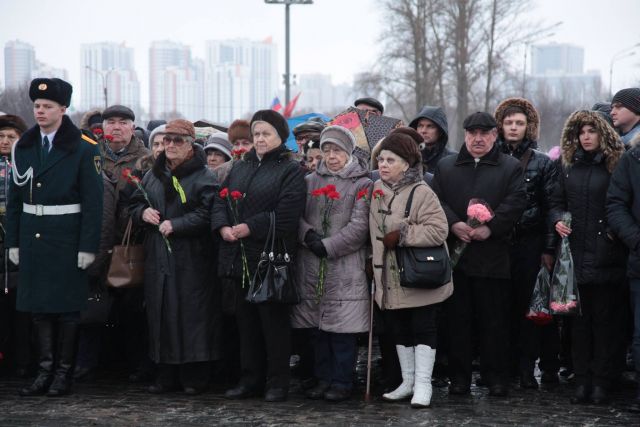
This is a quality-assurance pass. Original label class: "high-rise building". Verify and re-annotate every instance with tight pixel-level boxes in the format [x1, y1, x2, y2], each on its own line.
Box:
[531, 43, 584, 76]
[149, 40, 201, 119]
[81, 42, 140, 112]
[295, 73, 353, 115]
[205, 38, 277, 122]
[4, 40, 68, 91]
[4, 40, 36, 89]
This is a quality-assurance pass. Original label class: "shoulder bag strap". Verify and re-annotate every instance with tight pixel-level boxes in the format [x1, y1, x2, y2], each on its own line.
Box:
[403, 184, 422, 219]
[520, 148, 533, 172]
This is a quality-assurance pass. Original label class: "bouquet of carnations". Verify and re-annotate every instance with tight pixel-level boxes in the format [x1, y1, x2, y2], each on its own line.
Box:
[311, 184, 341, 299]
[449, 198, 495, 268]
[549, 212, 580, 315]
[525, 267, 553, 326]
[220, 188, 251, 288]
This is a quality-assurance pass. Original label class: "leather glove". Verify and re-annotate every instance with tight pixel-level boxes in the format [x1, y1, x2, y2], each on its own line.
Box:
[308, 240, 328, 258]
[8, 248, 19, 266]
[304, 229, 323, 246]
[78, 252, 96, 270]
[383, 230, 401, 249]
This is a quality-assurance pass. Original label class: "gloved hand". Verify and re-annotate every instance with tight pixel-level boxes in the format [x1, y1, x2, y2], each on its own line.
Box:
[304, 229, 323, 246]
[77, 252, 96, 270]
[308, 239, 328, 258]
[8, 248, 19, 266]
[383, 230, 401, 249]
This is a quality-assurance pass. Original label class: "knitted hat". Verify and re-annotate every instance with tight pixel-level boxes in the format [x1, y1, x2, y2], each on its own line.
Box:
[228, 119, 251, 143]
[612, 88, 640, 115]
[378, 133, 422, 167]
[29, 78, 72, 107]
[165, 119, 195, 138]
[204, 132, 232, 160]
[0, 114, 28, 134]
[149, 124, 167, 146]
[319, 125, 356, 154]
[251, 110, 289, 142]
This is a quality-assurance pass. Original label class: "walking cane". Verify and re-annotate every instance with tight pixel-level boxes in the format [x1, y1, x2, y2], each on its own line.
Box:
[364, 268, 375, 402]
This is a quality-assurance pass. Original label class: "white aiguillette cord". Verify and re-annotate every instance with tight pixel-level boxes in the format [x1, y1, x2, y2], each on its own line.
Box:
[11, 139, 34, 197]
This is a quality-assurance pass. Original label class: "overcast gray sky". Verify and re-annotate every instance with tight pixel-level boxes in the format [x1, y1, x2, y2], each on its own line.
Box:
[1, 0, 638, 110]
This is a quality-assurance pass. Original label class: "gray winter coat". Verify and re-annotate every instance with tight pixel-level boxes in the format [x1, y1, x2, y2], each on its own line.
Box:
[291, 158, 373, 333]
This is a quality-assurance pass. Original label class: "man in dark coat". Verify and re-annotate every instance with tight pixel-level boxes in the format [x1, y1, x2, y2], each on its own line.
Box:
[494, 97, 560, 388]
[409, 105, 456, 173]
[607, 133, 640, 412]
[6, 78, 103, 396]
[432, 112, 526, 397]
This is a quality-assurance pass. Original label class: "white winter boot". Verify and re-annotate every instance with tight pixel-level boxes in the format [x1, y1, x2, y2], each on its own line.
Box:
[411, 344, 436, 408]
[382, 345, 415, 401]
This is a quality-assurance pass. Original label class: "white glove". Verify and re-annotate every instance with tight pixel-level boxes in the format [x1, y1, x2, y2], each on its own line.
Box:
[8, 248, 19, 266]
[77, 252, 96, 270]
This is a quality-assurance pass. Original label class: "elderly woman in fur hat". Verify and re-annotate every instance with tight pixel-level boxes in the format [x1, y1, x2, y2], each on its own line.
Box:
[550, 110, 626, 405]
[370, 133, 451, 408]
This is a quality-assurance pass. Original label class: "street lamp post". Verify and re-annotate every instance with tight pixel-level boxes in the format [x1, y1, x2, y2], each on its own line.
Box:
[265, 0, 313, 106]
[609, 42, 640, 99]
[84, 65, 111, 109]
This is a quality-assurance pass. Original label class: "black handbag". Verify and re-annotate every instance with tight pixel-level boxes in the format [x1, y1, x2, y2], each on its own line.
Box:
[246, 212, 300, 305]
[395, 185, 451, 289]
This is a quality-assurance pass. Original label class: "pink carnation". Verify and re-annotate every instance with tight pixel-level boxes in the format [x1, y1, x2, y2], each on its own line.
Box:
[467, 203, 493, 223]
[550, 300, 577, 312]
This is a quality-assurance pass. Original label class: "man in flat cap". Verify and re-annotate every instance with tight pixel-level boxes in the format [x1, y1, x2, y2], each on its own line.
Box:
[5, 77, 103, 397]
[432, 112, 526, 397]
[354, 97, 384, 116]
[611, 87, 640, 145]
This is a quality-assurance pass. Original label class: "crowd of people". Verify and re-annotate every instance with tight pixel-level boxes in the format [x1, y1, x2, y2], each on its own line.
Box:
[0, 77, 639, 414]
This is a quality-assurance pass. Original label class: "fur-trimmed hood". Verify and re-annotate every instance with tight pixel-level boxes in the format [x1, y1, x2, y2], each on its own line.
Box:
[79, 109, 103, 130]
[494, 97, 539, 142]
[560, 110, 625, 173]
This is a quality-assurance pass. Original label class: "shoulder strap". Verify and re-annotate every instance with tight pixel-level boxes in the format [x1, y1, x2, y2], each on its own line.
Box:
[403, 184, 422, 218]
[520, 148, 533, 171]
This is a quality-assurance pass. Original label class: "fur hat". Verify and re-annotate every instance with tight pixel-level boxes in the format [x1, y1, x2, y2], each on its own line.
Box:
[560, 110, 625, 173]
[612, 88, 640, 115]
[204, 133, 232, 160]
[319, 125, 356, 154]
[165, 119, 195, 139]
[251, 110, 289, 142]
[0, 114, 28, 134]
[378, 133, 421, 167]
[228, 119, 251, 143]
[29, 78, 72, 107]
[389, 127, 424, 148]
[494, 98, 540, 141]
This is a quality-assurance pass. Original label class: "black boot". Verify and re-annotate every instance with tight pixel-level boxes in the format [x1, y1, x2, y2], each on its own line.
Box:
[46, 320, 78, 397]
[20, 318, 54, 397]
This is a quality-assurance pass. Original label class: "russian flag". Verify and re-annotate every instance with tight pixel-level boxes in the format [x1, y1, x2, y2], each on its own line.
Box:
[271, 96, 282, 112]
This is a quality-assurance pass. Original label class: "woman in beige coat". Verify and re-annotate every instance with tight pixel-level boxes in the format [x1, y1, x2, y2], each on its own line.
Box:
[370, 133, 452, 408]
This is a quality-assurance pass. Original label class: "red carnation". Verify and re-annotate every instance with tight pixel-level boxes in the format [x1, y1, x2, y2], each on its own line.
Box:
[327, 191, 340, 200]
[356, 188, 369, 200]
[372, 189, 384, 199]
[231, 148, 247, 159]
[311, 188, 325, 197]
[121, 168, 139, 185]
[93, 128, 103, 135]
[104, 134, 114, 141]
[324, 184, 336, 193]
[219, 188, 229, 199]
[230, 190, 243, 201]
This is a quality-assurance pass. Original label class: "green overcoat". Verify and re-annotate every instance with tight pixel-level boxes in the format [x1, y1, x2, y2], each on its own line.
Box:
[5, 115, 103, 313]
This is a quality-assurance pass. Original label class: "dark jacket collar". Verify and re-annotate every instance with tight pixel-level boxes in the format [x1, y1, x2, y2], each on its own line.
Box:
[498, 138, 537, 158]
[244, 143, 292, 164]
[17, 115, 80, 152]
[152, 144, 207, 203]
[573, 147, 604, 165]
[455, 142, 500, 165]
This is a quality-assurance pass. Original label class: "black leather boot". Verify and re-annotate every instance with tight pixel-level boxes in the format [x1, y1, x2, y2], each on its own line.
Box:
[47, 320, 78, 397]
[20, 318, 54, 397]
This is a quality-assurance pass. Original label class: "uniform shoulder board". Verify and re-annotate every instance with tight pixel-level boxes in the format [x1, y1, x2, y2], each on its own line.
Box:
[81, 130, 98, 145]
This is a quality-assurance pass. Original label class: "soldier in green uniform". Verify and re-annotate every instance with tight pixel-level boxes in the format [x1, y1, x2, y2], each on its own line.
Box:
[5, 78, 103, 396]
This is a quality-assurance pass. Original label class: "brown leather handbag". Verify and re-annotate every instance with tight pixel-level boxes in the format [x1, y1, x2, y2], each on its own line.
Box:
[107, 219, 144, 288]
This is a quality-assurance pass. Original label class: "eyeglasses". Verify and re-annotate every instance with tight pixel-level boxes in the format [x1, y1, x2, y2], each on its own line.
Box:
[162, 135, 190, 147]
[376, 156, 397, 165]
[295, 134, 312, 141]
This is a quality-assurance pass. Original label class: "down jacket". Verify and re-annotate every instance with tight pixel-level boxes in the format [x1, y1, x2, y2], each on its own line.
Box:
[370, 166, 452, 310]
[550, 110, 627, 286]
[607, 134, 640, 279]
[291, 158, 372, 333]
